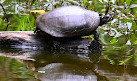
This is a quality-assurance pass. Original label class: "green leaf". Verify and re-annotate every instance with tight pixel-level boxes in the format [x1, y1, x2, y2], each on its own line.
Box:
[126, 0, 131, 6]
[83, 0, 85, 6]
[38, 71, 46, 73]
[109, 38, 117, 44]
[133, 40, 137, 44]
[89, 34, 94, 40]
[119, 61, 124, 65]
[82, 34, 94, 40]
[131, 21, 137, 31]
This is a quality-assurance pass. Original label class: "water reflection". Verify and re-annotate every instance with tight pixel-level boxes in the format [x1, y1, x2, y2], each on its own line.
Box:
[31, 50, 105, 81]
[24, 39, 103, 81]
[1, 37, 137, 81]
[0, 38, 104, 81]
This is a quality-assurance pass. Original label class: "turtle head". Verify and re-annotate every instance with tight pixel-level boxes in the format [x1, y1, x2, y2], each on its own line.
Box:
[99, 13, 114, 26]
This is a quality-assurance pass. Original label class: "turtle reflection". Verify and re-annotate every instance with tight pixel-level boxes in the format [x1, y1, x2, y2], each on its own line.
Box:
[27, 39, 106, 81]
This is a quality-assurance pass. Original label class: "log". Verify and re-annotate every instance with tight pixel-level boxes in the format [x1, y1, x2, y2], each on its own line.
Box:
[0, 31, 102, 54]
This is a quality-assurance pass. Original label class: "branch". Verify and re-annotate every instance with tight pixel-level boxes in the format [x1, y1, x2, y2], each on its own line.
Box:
[0, 3, 10, 30]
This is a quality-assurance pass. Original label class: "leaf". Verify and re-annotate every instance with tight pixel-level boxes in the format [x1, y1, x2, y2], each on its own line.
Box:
[89, 34, 94, 40]
[83, 0, 85, 6]
[81, 34, 94, 40]
[100, 34, 109, 45]
[82, 36, 90, 39]
[131, 21, 137, 31]
[126, 0, 131, 6]
[119, 61, 124, 65]
[109, 38, 117, 44]
[133, 40, 137, 44]
[31, 10, 45, 14]
[38, 70, 46, 73]
[130, 34, 136, 44]
[119, 55, 133, 65]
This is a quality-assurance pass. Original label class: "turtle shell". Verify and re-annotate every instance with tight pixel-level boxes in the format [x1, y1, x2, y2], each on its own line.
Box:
[36, 5, 100, 37]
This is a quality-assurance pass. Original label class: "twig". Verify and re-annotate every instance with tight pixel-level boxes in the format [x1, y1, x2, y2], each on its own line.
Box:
[0, 3, 10, 31]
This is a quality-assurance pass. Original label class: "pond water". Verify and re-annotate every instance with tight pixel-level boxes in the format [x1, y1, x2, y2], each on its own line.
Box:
[0, 40, 137, 81]
[0, 0, 137, 81]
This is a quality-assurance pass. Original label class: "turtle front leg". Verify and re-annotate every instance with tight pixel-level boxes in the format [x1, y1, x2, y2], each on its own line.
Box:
[92, 30, 100, 41]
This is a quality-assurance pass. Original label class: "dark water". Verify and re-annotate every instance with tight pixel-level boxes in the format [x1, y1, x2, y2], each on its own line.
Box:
[0, 39, 137, 81]
[0, 0, 137, 81]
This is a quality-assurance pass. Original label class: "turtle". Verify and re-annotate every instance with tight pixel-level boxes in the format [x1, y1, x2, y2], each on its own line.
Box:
[35, 5, 114, 41]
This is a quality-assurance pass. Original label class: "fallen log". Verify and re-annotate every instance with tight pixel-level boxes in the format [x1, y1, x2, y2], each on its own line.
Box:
[0, 31, 102, 54]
